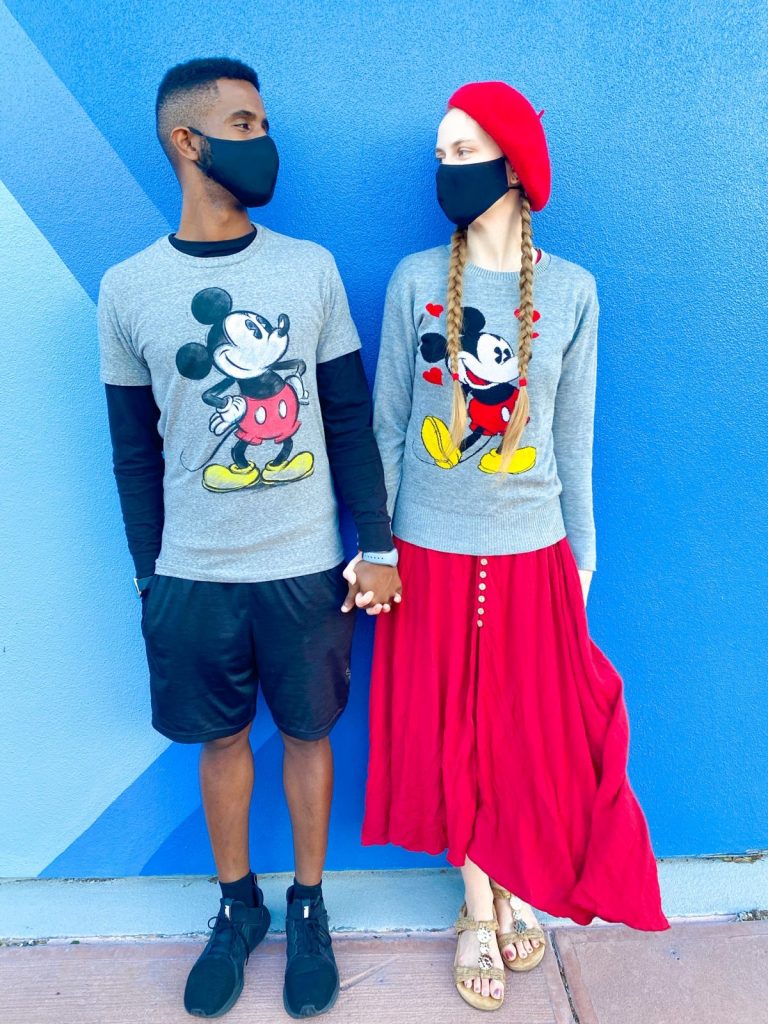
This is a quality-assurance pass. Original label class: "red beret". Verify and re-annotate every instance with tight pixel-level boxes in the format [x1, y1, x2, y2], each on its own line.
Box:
[447, 81, 551, 212]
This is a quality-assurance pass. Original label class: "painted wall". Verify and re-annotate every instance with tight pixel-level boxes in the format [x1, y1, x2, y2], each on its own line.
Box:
[1, 0, 766, 879]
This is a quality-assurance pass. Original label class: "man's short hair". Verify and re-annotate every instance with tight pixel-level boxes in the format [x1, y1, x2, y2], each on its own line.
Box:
[155, 57, 260, 162]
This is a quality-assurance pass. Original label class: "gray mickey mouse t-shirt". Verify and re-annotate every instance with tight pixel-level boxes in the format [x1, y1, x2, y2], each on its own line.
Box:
[98, 225, 361, 582]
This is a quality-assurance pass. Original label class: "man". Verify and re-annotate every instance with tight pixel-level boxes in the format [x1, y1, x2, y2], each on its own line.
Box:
[97, 57, 401, 1019]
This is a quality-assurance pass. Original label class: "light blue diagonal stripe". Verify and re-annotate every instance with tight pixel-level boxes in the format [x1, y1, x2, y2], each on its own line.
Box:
[0, 1, 170, 302]
[41, 704, 279, 877]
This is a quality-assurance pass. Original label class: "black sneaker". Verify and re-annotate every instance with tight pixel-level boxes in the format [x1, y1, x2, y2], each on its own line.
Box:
[184, 892, 271, 1018]
[283, 886, 340, 1018]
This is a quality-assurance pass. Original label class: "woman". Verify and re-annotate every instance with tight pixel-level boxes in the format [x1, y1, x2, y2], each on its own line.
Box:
[362, 81, 669, 1011]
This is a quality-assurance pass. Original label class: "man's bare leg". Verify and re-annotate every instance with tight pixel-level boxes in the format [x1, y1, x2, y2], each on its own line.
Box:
[282, 733, 333, 884]
[200, 723, 254, 882]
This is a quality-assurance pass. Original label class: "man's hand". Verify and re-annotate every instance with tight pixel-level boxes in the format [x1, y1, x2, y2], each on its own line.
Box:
[341, 552, 403, 615]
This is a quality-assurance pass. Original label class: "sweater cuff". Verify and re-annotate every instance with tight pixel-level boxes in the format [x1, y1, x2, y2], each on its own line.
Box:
[567, 533, 596, 573]
[133, 551, 160, 580]
[357, 521, 394, 553]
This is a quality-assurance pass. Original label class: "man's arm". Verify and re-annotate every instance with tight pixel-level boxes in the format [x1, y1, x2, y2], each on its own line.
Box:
[98, 274, 165, 589]
[316, 350, 393, 554]
[318, 355, 402, 615]
[104, 384, 165, 586]
[314, 254, 400, 613]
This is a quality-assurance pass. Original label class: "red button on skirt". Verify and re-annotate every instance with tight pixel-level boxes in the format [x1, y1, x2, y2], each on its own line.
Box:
[361, 536, 669, 931]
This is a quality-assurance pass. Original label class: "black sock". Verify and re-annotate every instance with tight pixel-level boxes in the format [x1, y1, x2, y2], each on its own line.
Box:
[292, 877, 322, 902]
[220, 870, 258, 907]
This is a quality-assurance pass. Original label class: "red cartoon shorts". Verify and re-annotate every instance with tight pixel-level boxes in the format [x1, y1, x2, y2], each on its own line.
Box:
[468, 389, 520, 436]
[235, 384, 300, 445]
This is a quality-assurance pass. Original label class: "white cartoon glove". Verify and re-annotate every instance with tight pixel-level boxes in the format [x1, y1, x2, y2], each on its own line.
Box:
[286, 372, 310, 406]
[209, 396, 247, 436]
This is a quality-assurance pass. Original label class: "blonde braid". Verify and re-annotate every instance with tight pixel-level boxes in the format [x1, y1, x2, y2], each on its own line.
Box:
[446, 227, 469, 448]
[497, 191, 534, 472]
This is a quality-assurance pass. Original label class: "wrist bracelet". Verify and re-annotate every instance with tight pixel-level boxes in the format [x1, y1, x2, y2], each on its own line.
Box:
[360, 548, 399, 567]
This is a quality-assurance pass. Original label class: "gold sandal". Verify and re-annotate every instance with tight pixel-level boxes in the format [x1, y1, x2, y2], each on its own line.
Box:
[453, 903, 505, 1011]
[490, 881, 547, 972]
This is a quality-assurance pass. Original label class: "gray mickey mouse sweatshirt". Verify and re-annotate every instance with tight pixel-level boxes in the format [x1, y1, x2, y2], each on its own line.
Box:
[372, 245, 599, 571]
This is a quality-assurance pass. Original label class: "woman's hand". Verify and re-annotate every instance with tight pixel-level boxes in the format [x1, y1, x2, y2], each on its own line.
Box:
[341, 552, 403, 615]
[578, 568, 592, 606]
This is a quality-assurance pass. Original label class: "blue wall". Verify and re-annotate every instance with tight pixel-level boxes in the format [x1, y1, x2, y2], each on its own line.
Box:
[1, 0, 766, 878]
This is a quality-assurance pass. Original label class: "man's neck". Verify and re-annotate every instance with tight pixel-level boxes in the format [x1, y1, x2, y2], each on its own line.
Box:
[175, 197, 254, 242]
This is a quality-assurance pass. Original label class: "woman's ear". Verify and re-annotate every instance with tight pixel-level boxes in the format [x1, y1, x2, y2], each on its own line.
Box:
[506, 162, 521, 188]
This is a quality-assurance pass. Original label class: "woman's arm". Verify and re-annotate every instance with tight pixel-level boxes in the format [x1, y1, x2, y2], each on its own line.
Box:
[552, 280, 600, 579]
[372, 261, 418, 520]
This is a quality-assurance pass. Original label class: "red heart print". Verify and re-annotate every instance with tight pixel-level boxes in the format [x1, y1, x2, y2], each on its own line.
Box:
[514, 308, 541, 322]
[426, 303, 444, 318]
[423, 367, 444, 386]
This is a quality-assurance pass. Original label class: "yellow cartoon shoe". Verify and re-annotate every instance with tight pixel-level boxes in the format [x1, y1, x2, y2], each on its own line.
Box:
[203, 461, 260, 492]
[262, 451, 315, 484]
[422, 416, 461, 469]
[479, 446, 537, 475]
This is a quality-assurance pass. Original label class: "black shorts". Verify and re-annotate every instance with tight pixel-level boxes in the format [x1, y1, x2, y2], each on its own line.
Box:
[139, 563, 355, 743]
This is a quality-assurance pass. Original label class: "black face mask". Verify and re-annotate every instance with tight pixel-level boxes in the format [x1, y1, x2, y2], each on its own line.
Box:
[188, 128, 279, 208]
[436, 156, 518, 228]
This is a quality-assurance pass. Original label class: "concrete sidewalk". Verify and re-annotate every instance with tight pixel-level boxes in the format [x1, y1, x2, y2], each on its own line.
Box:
[2, 916, 766, 1024]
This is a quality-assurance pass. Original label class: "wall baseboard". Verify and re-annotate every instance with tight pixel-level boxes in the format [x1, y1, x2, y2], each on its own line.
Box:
[1, 858, 766, 942]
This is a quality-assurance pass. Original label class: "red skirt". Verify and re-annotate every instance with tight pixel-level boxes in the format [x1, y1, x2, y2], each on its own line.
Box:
[362, 536, 670, 931]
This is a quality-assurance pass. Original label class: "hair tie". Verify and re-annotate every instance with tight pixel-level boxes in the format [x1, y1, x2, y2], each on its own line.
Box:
[451, 372, 460, 381]
[519, 377, 528, 387]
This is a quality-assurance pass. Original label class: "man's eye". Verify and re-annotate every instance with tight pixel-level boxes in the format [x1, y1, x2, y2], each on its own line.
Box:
[236, 122, 250, 130]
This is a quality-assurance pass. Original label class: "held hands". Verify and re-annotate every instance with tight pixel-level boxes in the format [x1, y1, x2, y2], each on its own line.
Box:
[209, 396, 247, 435]
[341, 552, 403, 615]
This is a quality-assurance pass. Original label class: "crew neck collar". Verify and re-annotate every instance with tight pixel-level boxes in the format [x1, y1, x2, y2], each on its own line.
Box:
[158, 221, 269, 266]
[464, 248, 552, 282]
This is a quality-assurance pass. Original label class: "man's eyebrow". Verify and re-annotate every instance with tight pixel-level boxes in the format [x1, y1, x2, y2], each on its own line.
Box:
[225, 109, 260, 120]
[224, 109, 269, 132]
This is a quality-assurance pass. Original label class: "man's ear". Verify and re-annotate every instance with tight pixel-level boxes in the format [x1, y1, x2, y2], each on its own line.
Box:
[170, 126, 204, 164]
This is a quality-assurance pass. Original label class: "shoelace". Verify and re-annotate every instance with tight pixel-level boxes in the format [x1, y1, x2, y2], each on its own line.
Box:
[206, 910, 251, 965]
[290, 907, 332, 958]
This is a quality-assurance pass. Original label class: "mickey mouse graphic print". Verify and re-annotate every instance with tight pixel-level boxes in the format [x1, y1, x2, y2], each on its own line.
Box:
[372, 243, 599, 570]
[98, 225, 361, 583]
[418, 304, 538, 475]
[174, 286, 315, 492]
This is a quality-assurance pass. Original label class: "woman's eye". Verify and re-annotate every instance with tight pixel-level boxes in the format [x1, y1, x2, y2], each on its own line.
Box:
[236, 122, 250, 130]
